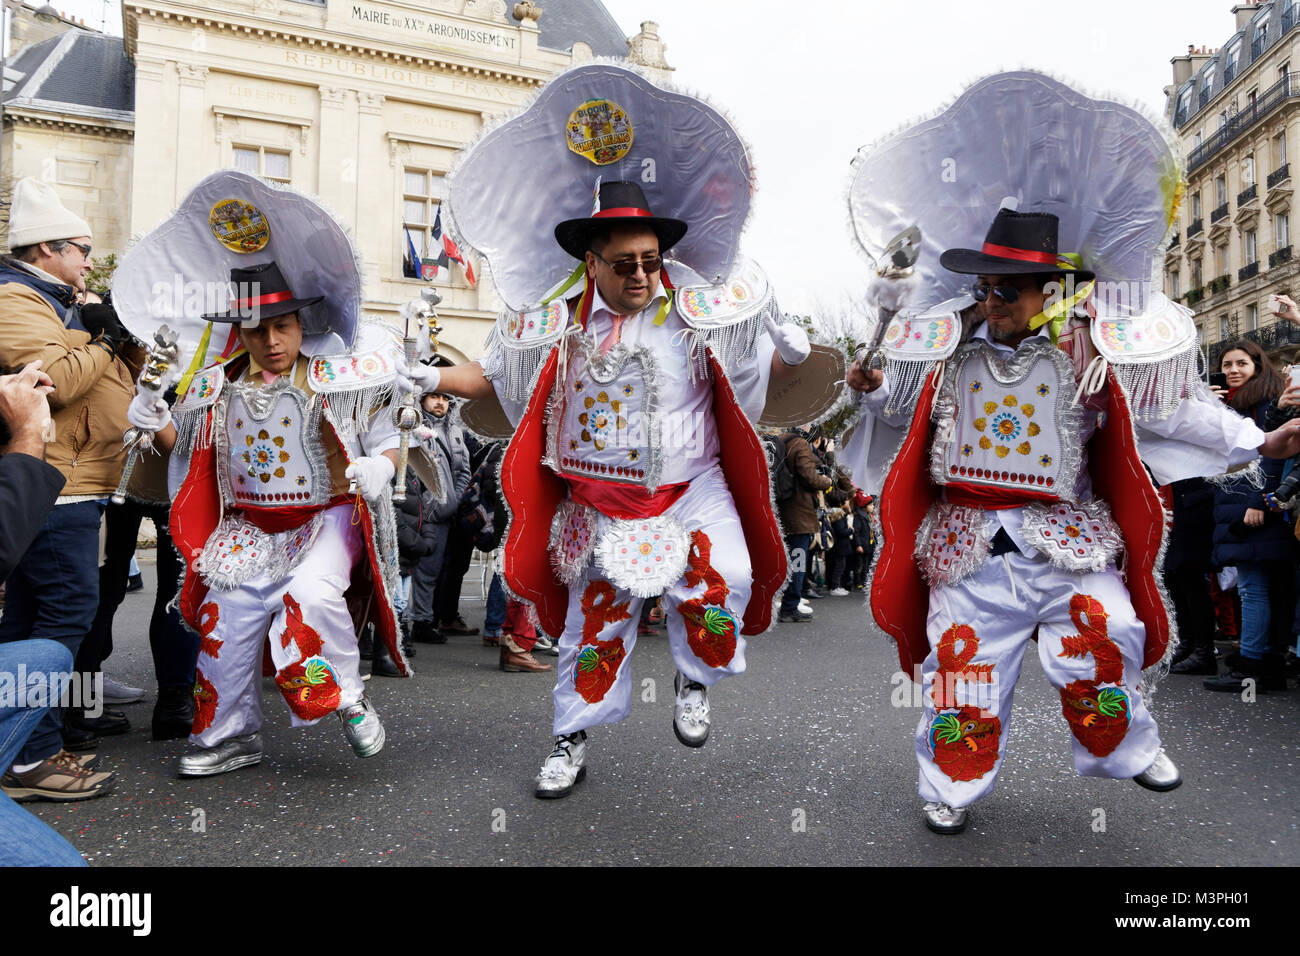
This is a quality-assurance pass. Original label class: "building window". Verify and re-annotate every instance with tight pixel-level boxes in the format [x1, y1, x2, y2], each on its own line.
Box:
[1215, 174, 1227, 206]
[1217, 243, 1229, 276]
[1194, 130, 1204, 150]
[1192, 258, 1204, 289]
[1278, 129, 1289, 167]
[1244, 153, 1256, 185]
[232, 146, 290, 184]
[1202, 66, 1215, 99]
[1278, 212, 1290, 247]
[1247, 303, 1259, 331]
[400, 167, 469, 286]
[1169, 270, 1180, 298]
[1192, 191, 1202, 219]
[1245, 228, 1258, 264]
[1219, 314, 1232, 339]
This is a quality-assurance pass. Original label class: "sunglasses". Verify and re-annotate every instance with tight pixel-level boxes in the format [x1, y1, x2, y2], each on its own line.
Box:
[593, 252, 663, 277]
[970, 279, 1039, 304]
[66, 240, 93, 260]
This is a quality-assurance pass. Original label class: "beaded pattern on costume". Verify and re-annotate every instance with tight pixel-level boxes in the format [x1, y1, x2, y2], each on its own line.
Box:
[1019, 498, 1124, 574]
[172, 365, 225, 455]
[879, 308, 961, 416]
[913, 502, 994, 588]
[573, 580, 631, 704]
[1056, 594, 1132, 757]
[550, 339, 664, 491]
[1091, 302, 1200, 423]
[548, 498, 599, 586]
[675, 530, 739, 668]
[489, 300, 570, 402]
[594, 514, 690, 598]
[217, 379, 331, 511]
[308, 349, 398, 444]
[195, 511, 326, 591]
[930, 340, 1086, 499]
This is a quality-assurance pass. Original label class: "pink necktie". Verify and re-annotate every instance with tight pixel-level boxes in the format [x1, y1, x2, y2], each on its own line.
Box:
[600, 314, 626, 354]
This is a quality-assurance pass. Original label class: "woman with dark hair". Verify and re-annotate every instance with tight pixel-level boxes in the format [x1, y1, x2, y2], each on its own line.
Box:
[1204, 340, 1296, 693]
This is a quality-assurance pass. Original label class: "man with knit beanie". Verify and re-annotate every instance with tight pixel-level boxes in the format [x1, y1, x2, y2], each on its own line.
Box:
[0, 178, 136, 803]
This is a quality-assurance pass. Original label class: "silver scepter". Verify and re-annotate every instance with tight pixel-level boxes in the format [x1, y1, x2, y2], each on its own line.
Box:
[391, 288, 441, 502]
[854, 224, 922, 372]
[111, 325, 181, 506]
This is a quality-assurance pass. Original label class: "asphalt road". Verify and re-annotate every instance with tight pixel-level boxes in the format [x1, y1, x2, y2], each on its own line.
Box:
[24, 560, 1300, 866]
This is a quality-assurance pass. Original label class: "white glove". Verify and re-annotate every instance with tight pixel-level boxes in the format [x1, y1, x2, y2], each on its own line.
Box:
[345, 455, 396, 503]
[396, 356, 441, 395]
[127, 392, 171, 433]
[764, 313, 811, 366]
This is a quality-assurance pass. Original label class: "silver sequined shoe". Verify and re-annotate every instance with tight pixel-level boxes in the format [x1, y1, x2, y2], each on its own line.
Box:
[534, 731, 587, 799]
[338, 698, 386, 758]
[1133, 748, 1182, 792]
[177, 732, 263, 777]
[672, 671, 710, 748]
[923, 801, 969, 834]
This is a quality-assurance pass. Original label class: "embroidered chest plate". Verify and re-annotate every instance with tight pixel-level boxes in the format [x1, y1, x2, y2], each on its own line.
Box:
[932, 342, 1085, 500]
[219, 381, 331, 510]
[550, 341, 661, 490]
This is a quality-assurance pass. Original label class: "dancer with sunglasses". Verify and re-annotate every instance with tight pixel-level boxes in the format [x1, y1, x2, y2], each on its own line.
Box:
[398, 64, 834, 799]
[841, 72, 1300, 835]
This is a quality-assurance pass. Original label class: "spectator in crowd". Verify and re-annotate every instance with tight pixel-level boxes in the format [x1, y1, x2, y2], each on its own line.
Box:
[408, 386, 471, 644]
[437, 430, 487, 637]
[0, 360, 110, 846]
[777, 425, 833, 622]
[0, 179, 136, 799]
[827, 500, 854, 596]
[387, 470, 441, 675]
[1163, 478, 1218, 676]
[1204, 340, 1296, 693]
[848, 491, 875, 592]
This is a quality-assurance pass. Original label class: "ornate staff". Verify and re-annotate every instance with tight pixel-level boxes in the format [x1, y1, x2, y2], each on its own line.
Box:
[854, 224, 922, 371]
[111, 325, 181, 505]
[391, 288, 442, 502]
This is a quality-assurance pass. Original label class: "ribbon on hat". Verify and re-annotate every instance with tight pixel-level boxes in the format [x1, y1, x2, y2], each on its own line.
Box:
[1027, 259, 1094, 345]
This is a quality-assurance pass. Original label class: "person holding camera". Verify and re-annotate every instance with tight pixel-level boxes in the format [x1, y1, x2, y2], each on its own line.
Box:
[0, 179, 135, 800]
[1203, 339, 1296, 693]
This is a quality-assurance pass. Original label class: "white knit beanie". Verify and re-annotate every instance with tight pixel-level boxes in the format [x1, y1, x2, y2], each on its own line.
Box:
[7, 178, 93, 249]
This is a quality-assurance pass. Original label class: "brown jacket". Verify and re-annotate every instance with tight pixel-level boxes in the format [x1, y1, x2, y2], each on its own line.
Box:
[777, 433, 832, 535]
[0, 282, 136, 496]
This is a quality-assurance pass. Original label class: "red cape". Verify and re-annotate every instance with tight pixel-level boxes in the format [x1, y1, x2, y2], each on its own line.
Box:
[871, 367, 1170, 676]
[501, 350, 787, 638]
[170, 404, 407, 676]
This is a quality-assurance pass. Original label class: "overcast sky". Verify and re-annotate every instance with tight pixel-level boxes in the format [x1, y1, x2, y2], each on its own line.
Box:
[46, 0, 1244, 310]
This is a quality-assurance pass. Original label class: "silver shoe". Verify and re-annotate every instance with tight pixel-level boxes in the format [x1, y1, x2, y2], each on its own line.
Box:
[1133, 748, 1182, 792]
[923, 801, 969, 834]
[101, 675, 145, 704]
[533, 635, 560, 657]
[535, 731, 587, 799]
[177, 732, 263, 777]
[338, 698, 385, 758]
[672, 671, 710, 748]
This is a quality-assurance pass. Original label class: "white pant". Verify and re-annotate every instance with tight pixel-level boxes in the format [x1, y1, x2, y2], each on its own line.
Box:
[915, 549, 1161, 807]
[552, 468, 752, 735]
[191, 504, 366, 747]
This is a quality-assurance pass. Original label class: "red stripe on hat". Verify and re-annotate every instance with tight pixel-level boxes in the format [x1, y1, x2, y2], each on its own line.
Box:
[593, 207, 653, 219]
[980, 241, 1057, 265]
[233, 289, 293, 309]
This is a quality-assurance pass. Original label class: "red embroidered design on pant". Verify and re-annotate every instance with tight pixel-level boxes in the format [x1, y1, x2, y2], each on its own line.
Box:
[192, 668, 218, 734]
[677, 531, 737, 668]
[573, 580, 630, 703]
[1056, 595, 1131, 757]
[929, 706, 1001, 782]
[275, 656, 343, 721]
[279, 593, 323, 659]
[198, 602, 223, 660]
[932, 623, 994, 709]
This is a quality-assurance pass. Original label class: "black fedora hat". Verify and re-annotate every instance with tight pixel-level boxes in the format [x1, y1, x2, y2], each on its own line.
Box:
[554, 181, 687, 261]
[940, 208, 1094, 280]
[204, 261, 324, 323]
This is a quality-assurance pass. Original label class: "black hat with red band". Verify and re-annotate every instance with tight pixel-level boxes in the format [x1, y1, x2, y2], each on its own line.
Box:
[939, 207, 1094, 280]
[204, 261, 324, 323]
[554, 180, 687, 261]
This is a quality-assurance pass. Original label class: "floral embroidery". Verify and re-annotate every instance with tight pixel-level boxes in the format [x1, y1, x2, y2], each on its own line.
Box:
[577, 391, 628, 452]
[192, 669, 218, 734]
[1036, 383, 1051, 396]
[969, 381, 983, 393]
[198, 602, 223, 659]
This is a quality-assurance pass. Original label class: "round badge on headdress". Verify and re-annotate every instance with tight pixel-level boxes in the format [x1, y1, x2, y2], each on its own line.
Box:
[208, 198, 270, 253]
[565, 98, 633, 166]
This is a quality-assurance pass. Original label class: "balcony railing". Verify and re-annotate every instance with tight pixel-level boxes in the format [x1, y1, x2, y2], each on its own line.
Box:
[1238, 183, 1258, 206]
[1270, 244, 1294, 267]
[1251, 37, 1265, 62]
[1268, 163, 1291, 188]
[1209, 318, 1300, 366]
[1239, 260, 1260, 281]
[1168, 232, 1181, 249]
[1211, 202, 1230, 223]
[1287, 5, 1299, 33]
[1187, 75, 1298, 171]
[1188, 218, 1204, 237]
[1225, 62, 1238, 84]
